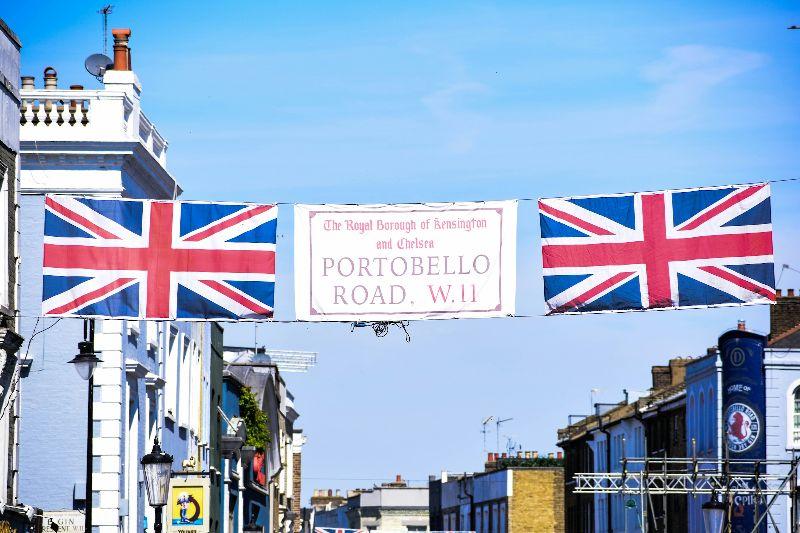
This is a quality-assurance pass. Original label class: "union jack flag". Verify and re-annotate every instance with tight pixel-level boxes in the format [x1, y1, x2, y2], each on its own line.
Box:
[314, 529, 364, 533]
[539, 183, 775, 314]
[42, 195, 277, 320]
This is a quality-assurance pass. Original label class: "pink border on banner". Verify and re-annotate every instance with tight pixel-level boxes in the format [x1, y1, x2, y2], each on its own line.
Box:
[306, 207, 506, 317]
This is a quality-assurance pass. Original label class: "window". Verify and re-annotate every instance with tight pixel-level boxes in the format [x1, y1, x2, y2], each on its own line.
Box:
[178, 336, 191, 428]
[164, 327, 179, 420]
[0, 165, 9, 309]
[699, 392, 705, 452]
[793, 387, 800, 446]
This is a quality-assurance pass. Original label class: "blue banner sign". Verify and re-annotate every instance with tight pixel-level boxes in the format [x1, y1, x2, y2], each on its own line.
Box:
[720, 328, 767, 532]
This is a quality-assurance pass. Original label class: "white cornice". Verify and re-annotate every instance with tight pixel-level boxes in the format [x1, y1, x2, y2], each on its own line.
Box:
[20, 140, 180, 199]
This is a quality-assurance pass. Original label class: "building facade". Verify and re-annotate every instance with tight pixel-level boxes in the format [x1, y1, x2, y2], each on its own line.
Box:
[315, 476, 429, 532]
[558, 359, 690, 532]
[0, 17, 33, 533]
[431, 457, 564, 533]
[17, 28, 213, 533]
[223, 347, 304, 533]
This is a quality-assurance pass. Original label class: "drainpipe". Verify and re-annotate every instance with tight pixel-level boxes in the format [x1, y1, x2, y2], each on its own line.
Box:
[596, 403, 613, 533]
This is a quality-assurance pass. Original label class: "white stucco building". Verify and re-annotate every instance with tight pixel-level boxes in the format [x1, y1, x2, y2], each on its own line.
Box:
[18, 27, 213, 533]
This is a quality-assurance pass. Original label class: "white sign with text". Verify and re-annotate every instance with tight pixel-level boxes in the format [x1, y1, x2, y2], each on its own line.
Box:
[294, 201, 517, 321]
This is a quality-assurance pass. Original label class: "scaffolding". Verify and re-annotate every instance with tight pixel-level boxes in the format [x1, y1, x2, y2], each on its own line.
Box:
[572, 456, 800, 533]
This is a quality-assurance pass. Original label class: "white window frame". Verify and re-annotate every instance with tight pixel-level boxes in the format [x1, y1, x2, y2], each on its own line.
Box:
[785, 378, 800, 449]
[165, 327, 179, 421]
[0, 164, 9, 310]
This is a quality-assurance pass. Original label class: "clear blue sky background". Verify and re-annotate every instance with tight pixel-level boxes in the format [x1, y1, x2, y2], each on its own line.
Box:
[6, 1, 800, 502]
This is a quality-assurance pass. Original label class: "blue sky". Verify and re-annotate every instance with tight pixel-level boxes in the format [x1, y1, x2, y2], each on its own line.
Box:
[6, 1, 800, 501]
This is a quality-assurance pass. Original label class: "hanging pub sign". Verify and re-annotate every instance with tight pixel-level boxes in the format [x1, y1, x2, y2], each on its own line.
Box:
[720, 327, 767, 532]
[294, 201, 517, 321]
[168, 477, 210, 533]
[539, 183, 774, 314]
[41, 195, 277, 320]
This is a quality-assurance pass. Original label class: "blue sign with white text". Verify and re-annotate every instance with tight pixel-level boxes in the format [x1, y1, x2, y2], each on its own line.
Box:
[720, 329, 767, 533]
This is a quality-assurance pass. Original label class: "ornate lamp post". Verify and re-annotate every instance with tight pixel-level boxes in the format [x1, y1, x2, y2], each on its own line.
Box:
[702, 491, 726, 533]
[141, 439, 174, 533]
[68, 320, 102, 532]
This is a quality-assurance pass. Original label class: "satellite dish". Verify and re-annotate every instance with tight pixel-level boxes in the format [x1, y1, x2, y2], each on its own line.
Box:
[84, 53, 113, 79]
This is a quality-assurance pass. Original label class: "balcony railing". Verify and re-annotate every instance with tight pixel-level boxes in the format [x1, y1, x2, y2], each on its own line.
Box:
[19, 88, 167, 167]
[20, 93, 89, 127]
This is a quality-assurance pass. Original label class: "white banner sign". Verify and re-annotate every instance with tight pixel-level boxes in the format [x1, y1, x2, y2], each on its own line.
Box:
[294, 201, 517, 321]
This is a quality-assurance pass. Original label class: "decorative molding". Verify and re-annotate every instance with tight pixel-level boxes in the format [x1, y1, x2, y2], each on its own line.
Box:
[124, 359, 148, 379]
[144, 372, 165, 389]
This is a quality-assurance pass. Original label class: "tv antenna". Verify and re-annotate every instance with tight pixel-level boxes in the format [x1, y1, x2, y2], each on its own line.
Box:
[98, 5, 114, 55]
[505, 436, 520, 456]
[481, 416, 495, 454]
[496, 417, 512, 453]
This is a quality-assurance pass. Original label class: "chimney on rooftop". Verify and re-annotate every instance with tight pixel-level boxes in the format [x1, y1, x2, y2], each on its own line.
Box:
[738, 320, 747, 331]
[21, 76, 34, 90]
[557, 451, 563, 460]
[790, 289, 796, 297]
[43, 67, 57, 89]
[112, 28, 132, 71]
[395, 474, 402, 483]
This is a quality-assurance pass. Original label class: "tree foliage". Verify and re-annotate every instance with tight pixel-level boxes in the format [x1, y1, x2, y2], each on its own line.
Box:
[239, 387, 271, 451]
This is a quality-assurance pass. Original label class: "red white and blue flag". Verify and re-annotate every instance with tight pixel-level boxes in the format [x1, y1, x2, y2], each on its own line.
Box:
[42, 195, 277, 320]
[539, 183, 775, 314]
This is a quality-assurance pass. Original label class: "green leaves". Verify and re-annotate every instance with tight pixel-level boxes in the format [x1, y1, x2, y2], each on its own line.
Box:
[239, 387, 271, 451]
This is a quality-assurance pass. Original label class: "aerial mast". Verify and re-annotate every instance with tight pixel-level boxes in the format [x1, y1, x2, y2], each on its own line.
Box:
[98, 5, 114, 55]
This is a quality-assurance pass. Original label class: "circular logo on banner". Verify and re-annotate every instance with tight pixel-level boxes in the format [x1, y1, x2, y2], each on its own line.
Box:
[726, 402, 760, 452]
[729, 347, 747, 367]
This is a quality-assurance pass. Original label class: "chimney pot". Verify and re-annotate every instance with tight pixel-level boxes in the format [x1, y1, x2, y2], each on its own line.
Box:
[21, 76, 34, 90]
[43, 67, 57, 89]
[777, 289, 783, 297]
[789, 289, 796, 297]
[70, 84, 84, 90]
[501, 453, 507, 458]
[327, 489, 332, 497]
[557, 451, 563, 460]
[335, 489, 340, 496]
[548, 452, 555, 459]
[738, 320, 746, 331]
[395, 474, 402, 483]
[533, 451, 539, 459]
[517, 451, 523, 458]
[524, 451, 531, 459]
[112, 28, 132, 71]
[487, 452, 493, 462]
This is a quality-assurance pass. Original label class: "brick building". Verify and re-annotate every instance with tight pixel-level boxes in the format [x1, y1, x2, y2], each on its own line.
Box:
[430, 454, 565, 533]
[558, 359, 691, 532]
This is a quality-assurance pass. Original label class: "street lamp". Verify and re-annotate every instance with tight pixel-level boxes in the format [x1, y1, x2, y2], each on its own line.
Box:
[702, 491, 726, 533]
[68, 340, 102, 380]
[141, 438, 174, 533]
[68, 321, 102, 533]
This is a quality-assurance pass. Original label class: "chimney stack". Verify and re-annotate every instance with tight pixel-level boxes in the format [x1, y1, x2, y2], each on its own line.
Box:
[43, 67, 57, 89]
[112, 28, 132, 71]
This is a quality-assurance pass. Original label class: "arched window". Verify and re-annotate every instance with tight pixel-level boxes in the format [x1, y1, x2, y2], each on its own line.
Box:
[793, 387, 800, 447]
[688, 395, 696, 452]
[708, 387, 715, 452]
[699, 392, 705, 452]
